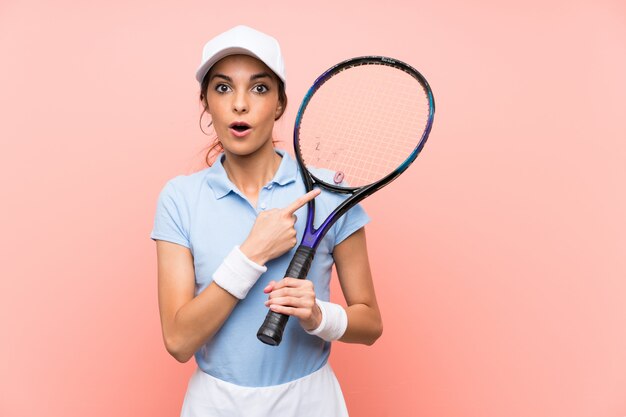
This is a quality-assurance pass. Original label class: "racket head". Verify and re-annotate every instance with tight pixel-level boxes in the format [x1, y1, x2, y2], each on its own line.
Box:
[294, 56, 435, 248]
[294, 56, 435, 193]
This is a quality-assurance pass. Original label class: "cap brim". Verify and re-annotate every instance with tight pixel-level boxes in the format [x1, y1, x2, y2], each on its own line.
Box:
[195, 47, 283, 84]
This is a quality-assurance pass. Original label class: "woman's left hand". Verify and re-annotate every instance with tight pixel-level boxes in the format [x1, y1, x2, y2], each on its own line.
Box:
[263, 278, 322, 331]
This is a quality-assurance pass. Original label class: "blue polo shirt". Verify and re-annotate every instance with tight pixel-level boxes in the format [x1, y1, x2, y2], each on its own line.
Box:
[150, 148, 370, 387]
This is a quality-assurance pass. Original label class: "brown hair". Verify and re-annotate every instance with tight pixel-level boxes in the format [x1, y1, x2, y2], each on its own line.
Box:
[199, 69, 288, 166]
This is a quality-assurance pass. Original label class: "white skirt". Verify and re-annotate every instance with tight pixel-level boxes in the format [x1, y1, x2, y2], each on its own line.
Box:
[180, 363, 349, 417]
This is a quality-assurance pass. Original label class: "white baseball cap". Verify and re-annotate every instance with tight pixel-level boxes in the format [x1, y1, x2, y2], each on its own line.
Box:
[195, 25, 286, 86]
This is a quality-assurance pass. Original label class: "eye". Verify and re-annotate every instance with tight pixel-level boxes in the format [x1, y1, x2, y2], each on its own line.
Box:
[253, 84, 269, 94]
[215, 83, 231, 93]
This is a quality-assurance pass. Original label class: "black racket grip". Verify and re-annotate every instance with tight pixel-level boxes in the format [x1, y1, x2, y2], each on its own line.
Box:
[257, 245, 316, 346]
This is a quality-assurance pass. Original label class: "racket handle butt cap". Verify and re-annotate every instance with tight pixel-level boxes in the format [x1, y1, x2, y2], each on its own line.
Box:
[257, 311, 289, 346]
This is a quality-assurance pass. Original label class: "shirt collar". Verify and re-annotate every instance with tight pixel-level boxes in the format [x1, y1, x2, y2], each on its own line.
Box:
[206, 148, 298, 200]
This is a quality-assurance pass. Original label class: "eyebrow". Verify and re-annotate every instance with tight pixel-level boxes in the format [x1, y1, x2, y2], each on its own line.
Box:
[210, 72, 273, 82]
[250, 72, 272, 81]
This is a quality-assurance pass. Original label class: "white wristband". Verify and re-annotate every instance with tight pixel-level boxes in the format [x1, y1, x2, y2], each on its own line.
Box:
[305, 299, 348, 342]
[212, 245, 267, 299]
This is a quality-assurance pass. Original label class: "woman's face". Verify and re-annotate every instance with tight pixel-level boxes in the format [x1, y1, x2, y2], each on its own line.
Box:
[205, 54, 283, 157]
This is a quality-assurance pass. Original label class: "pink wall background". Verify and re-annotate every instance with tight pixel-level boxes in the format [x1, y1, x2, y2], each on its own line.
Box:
[1, 1, 625, 416]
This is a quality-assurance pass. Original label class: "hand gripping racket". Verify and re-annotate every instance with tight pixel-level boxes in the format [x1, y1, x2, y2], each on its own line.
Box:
[256, 56, 435, 346]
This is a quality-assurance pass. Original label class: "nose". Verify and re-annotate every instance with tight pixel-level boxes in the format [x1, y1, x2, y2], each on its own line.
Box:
[232, 90, 248, 114]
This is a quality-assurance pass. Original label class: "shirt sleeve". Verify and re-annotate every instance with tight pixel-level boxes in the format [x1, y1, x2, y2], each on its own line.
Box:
[150, 179, 191, 249]
[333, 202, 371, 246]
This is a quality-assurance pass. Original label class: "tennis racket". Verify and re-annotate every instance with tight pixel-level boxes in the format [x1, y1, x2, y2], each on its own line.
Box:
[256, 56, 435, 346]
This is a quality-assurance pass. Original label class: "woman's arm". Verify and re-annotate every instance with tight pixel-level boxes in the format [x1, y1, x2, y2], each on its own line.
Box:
[156, 240, 238, 363]
[156, 191, 320, 362]
[265, 227, 383, 345]
[334, 227, 383, 345]
[264, 227, 382, 345]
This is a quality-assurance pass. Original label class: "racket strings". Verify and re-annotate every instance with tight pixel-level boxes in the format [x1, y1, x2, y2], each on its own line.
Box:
[299, 62, 430, 188]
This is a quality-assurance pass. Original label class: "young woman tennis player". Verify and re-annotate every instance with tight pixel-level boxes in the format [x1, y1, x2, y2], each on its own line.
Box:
[150, 25, 383, 417]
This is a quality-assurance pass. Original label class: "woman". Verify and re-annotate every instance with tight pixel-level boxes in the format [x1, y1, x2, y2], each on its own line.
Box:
[151, 25, 382, 417]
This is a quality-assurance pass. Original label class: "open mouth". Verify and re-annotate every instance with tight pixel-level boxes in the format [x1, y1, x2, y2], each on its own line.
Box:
[229, 122, 251, 133]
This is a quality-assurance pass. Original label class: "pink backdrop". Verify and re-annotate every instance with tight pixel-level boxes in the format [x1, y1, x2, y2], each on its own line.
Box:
[1, 1, 625, 416]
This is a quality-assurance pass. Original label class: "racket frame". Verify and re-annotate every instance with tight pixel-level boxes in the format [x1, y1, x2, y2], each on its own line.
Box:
[257, 55, 435, 346]
[296, 56, 435, 249]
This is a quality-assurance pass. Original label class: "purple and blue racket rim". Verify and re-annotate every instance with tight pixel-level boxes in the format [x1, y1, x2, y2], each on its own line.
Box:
[293, 56, 435, 249]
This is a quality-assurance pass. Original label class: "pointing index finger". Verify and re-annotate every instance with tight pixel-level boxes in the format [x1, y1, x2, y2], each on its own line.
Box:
[284, 189, 321, 214]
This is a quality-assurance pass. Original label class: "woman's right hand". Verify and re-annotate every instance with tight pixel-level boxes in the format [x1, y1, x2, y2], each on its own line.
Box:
[240, 189, 321, 265]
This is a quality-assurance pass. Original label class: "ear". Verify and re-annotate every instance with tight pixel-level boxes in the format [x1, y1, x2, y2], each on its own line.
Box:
[274, 102, 284, 120]
[202, 108, 214, 129]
